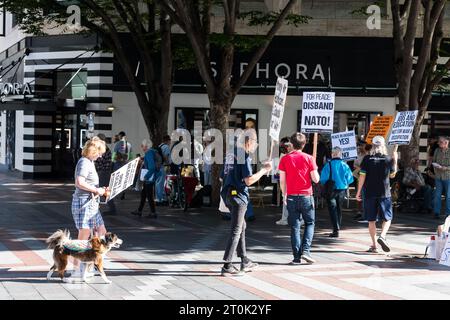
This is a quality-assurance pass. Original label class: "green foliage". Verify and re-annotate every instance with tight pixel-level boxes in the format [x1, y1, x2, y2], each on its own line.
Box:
[350, 1, 387, 18]
[238, 10, 311, 27]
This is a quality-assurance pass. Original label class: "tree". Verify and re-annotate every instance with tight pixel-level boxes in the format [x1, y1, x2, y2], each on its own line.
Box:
[158, 0, 309, 202]
[1, 0, 178, 145]
[390, 0, 449, 166]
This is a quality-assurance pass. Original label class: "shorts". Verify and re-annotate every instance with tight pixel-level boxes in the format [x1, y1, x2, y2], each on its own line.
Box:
[71, 195, 104, 230]
[364, 197, 393, 222]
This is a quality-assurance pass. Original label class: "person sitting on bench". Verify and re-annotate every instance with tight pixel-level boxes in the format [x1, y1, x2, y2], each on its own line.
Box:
[402, 158, 433, 214]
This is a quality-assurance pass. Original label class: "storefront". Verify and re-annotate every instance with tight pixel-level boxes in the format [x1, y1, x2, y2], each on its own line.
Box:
[0, 35, 113, 179]
[1, 34, 449, 178]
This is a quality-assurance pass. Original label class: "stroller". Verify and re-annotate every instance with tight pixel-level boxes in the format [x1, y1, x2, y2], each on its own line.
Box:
[165, 164, 198, 212]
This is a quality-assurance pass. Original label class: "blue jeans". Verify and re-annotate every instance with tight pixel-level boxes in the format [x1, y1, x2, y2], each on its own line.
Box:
[287, 195, 315, 260]
[155, 167, 166, 202]
[326, 190, 346, 232]
[420, 185, 433, 210]
[434, 179, 450, 217]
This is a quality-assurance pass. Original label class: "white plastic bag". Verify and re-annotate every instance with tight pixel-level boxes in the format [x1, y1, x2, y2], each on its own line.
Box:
[219, 188, 230, 213]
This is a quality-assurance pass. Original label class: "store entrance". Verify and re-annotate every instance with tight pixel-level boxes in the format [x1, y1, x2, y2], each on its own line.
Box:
[52, 110, 87, 179]
[5, 111, 15, 171]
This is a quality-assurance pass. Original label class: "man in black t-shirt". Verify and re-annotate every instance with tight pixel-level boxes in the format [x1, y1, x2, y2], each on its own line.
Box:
[356, 136, 398, 253]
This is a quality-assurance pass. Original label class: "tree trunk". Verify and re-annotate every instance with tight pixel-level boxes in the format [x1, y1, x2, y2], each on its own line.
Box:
[400, 110, 426, 169]
[209, 96, 232, 206]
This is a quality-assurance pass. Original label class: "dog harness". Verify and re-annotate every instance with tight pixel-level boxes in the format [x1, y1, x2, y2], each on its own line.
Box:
[62, 240, 92, 255]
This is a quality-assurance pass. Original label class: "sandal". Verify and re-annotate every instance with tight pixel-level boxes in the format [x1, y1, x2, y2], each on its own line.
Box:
[366, 246, 379, 253]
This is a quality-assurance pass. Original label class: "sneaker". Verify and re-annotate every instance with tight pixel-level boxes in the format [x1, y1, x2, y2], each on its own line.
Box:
[289, 259, 301, 265]
[63, 270, 85, 283]
[131, 210, 142, 217]
[275, 219, 288, 226]
[328, 231, 339, 238]
[366, 246, 379, 253]
[377, 236, 390, 252]
[221, 264, 244, 277]
[241, 259, 259, 272]
[301, 253, 316, 264]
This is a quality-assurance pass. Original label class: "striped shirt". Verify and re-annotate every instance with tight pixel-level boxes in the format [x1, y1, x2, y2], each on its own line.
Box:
[433, 148, 450, 180]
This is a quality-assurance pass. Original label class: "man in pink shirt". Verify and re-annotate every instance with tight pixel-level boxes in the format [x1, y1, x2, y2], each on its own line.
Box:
[279, 133, 320, 264]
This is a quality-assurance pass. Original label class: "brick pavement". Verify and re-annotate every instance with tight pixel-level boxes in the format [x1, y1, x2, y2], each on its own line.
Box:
[1, 168, 450, 300]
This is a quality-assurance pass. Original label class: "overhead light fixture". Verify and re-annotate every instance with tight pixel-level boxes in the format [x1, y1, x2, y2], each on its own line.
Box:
[107, 105, 115, 111]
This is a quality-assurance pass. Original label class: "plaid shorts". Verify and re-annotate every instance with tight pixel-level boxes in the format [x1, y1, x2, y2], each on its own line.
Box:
[71, 195, 104, 230]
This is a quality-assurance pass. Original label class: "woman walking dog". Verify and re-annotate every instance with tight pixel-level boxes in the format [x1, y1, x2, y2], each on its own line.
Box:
[65, 137, 109, 283]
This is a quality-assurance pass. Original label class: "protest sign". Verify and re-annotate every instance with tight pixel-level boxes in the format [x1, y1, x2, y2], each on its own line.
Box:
[269, 77, 288, 141]
[331, 130, 357, 161]
[365, 115, 394, 144]
[301, 92, 335, 133]
[107, 157, 140, 201]
[388, 111, 418, 145]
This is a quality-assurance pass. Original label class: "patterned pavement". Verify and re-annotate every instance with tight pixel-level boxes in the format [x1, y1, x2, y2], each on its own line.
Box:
[1, 168, 450, 300]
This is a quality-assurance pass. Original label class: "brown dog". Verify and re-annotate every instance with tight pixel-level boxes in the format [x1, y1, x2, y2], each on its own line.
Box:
[46, 230, 122, 284]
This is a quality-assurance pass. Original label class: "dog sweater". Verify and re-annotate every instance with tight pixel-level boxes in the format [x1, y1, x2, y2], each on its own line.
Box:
[62, 240, 92, 255]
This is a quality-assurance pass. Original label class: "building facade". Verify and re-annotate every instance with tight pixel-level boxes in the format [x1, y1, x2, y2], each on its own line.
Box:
[1, 0, 450, 178]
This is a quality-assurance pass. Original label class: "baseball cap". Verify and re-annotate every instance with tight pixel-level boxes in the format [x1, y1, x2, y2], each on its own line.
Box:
[372, 136, 385, 146]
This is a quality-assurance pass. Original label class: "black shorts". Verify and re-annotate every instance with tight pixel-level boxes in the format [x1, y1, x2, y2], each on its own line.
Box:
[364, 197, 393, 222]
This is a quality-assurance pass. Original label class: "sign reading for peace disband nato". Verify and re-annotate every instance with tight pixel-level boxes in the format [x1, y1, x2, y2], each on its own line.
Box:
[301, 92, 335, 133]
[269, 77, 288, 141]
[388, 111, 418, 145]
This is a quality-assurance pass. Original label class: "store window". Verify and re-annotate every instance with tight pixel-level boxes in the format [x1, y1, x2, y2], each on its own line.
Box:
[175, 107, 259, 131]
[55, 70, 87, 100]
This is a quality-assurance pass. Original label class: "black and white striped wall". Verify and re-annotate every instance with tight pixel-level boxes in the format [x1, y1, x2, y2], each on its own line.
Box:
[17, 50, 113, 178]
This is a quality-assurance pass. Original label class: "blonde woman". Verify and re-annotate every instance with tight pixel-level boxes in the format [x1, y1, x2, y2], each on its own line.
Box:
[65, 137, 107, 283]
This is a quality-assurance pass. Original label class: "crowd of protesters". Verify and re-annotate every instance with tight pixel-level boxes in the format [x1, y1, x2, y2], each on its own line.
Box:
[66, 128, 450, 279]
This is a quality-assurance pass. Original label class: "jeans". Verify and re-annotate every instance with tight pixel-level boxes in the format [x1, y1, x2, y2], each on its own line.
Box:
[434, 179, 450, 217]
[420, 185, 433, 210]
[326, 190, 346, 232]
[287, 195, 315, 260]
[155, 167, 166, 202]
[138, 183, 156, 213]
[223, 194, 247, 262]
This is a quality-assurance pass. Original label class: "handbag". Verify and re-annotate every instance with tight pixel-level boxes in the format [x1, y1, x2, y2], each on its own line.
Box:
[323, 161, 336, 200]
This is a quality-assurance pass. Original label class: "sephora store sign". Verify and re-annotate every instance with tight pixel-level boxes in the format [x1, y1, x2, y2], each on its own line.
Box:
[0, 82, 33, 96]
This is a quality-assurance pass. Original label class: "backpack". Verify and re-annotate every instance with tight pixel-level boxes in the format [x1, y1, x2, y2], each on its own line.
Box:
[153, 148, 163, 171]
[117, 140, 129, 162]
[322, 161, 336, 200]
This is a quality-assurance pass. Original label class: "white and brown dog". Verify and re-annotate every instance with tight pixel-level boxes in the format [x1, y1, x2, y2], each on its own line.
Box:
[46, 229, 122, 284]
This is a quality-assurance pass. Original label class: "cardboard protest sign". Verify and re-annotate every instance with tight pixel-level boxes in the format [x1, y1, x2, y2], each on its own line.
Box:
[269, 77, 288, 141]
[439, 234, 450, 267]
[388, 111, 418, 145]
[107, 157, 140, 201]
[331, 130, 357, 161]
[365, 115, 394, 144]
[301, 92, 335, 133]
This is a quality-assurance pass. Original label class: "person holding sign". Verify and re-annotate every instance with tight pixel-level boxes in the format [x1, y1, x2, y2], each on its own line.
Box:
[220, 129, 272, 276]
[66, 137, 108, 283]
[279, 133, 320, 264]
[432, 136, 450, 220]
[320, 147, 354, 238]
[356, 136, 398, 253]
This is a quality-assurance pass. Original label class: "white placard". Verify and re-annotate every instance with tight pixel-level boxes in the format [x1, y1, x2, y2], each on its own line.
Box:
[107, 157, 140, 201]
[439, 233, 450, 267]
[269, 77, 288, 141]
[388, 111, 418, 145]
[331, 130, 357, 161]
[0, 8, 5, 37]
[301, 92, 335, 133]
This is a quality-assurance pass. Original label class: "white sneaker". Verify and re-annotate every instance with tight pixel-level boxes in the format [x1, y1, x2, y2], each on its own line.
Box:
[63, 270, 84, 283]
[276, 219, 288, 226]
